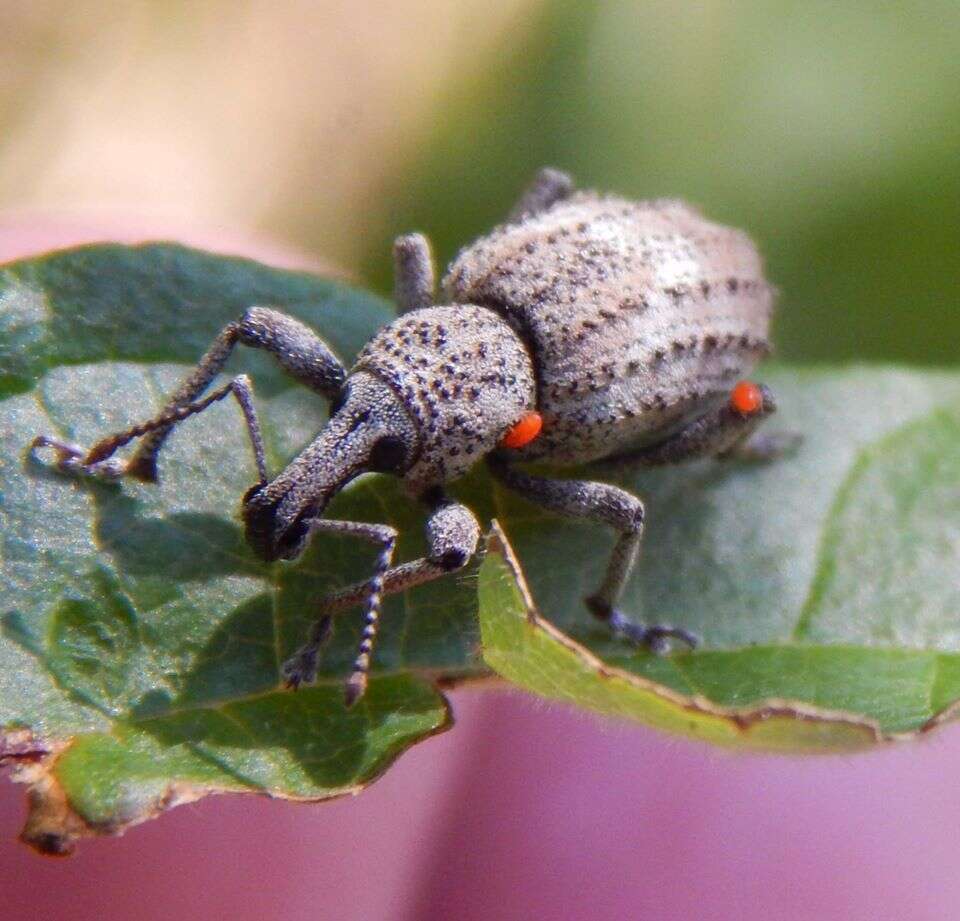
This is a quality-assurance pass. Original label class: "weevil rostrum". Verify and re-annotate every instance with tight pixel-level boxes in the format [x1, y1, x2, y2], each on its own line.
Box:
[32, 168, 783, 706]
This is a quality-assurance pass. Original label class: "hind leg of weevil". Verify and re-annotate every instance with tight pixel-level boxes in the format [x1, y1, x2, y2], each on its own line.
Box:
[486, 456, 697, 654]
[30, 307, 346, 484]
[568, 381, 785, 649]
[604, 381, 786, 470]
[282, 492, 480, 706]
[508, 167, 574, 223]
[393, 233, 436, 314]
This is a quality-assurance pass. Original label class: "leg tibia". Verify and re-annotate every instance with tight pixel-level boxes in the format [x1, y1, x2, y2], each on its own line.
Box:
[393, 234, 435, 314]
[508, 167, 574, 223]
[488, 456, 698, 654]
[32, 375, 267, 485]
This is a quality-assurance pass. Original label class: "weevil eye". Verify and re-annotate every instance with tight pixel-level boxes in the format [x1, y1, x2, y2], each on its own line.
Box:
[369, 435, 408, 473]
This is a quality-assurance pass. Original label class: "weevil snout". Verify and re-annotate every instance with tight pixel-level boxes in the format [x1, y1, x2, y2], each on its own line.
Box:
[242, 484, 319, 561]
[241, 372, 418, 561]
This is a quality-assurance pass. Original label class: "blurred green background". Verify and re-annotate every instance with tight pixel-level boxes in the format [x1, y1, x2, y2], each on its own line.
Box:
[1, 0, 957, 364]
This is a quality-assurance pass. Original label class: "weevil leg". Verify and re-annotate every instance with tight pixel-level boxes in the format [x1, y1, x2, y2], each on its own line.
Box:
[32, 307, 346, 484]
[720, 430, 802, 463]
[129, 307, 346, 481]
[31, 374, 268, 485]
[279, 613, 335, 694]
[282, 494, 480, 704]
[508, 167, 574, 223]
[285, 518, 398, 707]
[602, 382, 792, 469]
[487, 456, 697, 654]
[393, 233, 436, 314]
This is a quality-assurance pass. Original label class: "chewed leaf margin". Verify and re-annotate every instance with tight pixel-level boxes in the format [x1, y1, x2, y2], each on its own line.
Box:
[478, 522, 960, 753]
[2, 676, 452, 856]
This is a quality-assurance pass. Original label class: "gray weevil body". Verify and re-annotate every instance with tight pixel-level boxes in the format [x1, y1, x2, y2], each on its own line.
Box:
[444, 189, 773, 466]
[33, 169, 781, 706]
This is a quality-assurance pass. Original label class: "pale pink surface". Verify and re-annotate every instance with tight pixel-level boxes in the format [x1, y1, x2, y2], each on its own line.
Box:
[3, 692, 960, 921]
[3, 225, 959, 920]
[0, 213, 325, 272]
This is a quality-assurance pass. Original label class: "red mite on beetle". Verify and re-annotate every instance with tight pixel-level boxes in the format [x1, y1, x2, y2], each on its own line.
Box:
[32, 168, 787, 706]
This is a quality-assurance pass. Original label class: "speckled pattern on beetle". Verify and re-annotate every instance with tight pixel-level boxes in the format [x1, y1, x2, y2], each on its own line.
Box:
[32, 168, 786, 706]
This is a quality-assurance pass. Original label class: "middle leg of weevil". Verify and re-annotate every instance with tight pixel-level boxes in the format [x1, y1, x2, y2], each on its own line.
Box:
[281, 492, 480, 705]
[393, 233, 435, 314]
[30, 307, 346, 484]
[487, 457, 697, 654]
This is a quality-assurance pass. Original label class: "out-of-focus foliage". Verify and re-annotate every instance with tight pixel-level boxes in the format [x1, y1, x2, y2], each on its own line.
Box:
[1, 2, 956, 365]
[0, 0, 533, 267]
[363, 0, 960, 366]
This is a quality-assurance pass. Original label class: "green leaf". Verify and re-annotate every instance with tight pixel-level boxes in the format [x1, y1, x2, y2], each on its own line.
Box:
[1, 244, 468, 853]
[480, 368, 960, 749]
[3, 244, 960, 853]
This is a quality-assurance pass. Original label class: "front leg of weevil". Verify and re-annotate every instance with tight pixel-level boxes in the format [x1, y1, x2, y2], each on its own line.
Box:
[240, 369, 458, 707]
[487, 457, 697, 655]
[281, 491, 481, 703]
[293, 518, 400, 708]
[30, 307, 346, 484]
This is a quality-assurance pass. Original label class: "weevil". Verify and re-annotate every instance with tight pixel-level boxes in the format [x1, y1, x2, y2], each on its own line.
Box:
[32, 168, 784, 706]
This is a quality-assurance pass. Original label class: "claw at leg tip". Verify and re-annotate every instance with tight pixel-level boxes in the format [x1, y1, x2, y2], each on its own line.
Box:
[344, 673, 367, 708]
[124, 455, 159, 483]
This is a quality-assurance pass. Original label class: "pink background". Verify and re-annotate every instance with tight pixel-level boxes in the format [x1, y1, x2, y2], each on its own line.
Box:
[3, 225, 959, 920]
[3, 690, 960, 921]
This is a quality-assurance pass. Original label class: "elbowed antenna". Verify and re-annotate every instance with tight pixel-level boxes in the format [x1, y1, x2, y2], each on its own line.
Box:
[242, 408, 375, 561]
[242, 371, 419, 705]
[242, 372, 417, 562]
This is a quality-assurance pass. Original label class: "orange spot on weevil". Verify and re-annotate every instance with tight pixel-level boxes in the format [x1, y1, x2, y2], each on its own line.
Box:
[500, 411, 543, 449]
[730, 380, 763, 415]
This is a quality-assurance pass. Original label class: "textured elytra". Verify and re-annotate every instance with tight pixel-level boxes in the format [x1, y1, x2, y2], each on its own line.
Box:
[444, 193, 773, 464]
